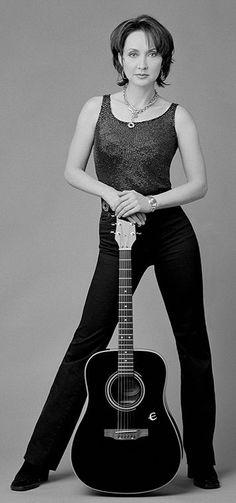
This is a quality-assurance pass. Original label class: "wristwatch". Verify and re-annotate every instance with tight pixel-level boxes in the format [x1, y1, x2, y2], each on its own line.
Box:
[147, 195, 158, 212]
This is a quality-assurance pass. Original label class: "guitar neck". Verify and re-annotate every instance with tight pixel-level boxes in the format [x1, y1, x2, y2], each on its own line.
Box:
[118, 249, 134, 373]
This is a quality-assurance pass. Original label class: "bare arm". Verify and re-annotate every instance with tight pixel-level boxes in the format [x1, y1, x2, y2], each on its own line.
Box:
[152, 105, 208, 208]
[64, 96, 146, 225]
[64, 96, 119, 208]
[115, 106, 208, 217]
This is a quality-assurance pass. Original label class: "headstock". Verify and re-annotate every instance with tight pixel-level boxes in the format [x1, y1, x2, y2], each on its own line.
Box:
[114, 218, 136, 250]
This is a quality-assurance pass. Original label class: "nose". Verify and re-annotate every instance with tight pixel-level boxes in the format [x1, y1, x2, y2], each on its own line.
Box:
[137, 55, 148, 70]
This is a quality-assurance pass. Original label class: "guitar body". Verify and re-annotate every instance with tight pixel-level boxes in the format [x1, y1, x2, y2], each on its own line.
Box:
[71, 349, 183, 494]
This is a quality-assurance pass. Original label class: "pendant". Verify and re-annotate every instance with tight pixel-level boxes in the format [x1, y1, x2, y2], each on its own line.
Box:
[128, 122, 135, 128]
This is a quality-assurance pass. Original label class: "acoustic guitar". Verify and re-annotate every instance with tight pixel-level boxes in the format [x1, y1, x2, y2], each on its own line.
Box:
[71, 218, 183, 494]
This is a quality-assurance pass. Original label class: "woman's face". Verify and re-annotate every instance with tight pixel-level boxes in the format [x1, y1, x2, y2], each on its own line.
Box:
[119, 30, 162, 86]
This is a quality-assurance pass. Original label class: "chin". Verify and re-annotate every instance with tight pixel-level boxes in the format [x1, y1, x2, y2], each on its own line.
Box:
[130, 77, 155, 87]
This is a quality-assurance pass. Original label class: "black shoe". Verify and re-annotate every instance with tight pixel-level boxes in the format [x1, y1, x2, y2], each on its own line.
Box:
[188, 465, 220, 489]
[10, 461, 49, 491]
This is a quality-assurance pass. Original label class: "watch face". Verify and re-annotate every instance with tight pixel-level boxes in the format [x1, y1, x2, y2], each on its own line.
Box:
[150, 197, 157, 211]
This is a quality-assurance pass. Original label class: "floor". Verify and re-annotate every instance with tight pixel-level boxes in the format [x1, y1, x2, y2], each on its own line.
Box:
[2, 452, 236, 503]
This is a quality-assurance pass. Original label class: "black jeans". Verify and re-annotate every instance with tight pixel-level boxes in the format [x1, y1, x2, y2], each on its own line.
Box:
[24, 205, 216, 470]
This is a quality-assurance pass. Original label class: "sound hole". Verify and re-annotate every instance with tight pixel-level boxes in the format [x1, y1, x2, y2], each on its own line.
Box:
[106, 372, 145, 410]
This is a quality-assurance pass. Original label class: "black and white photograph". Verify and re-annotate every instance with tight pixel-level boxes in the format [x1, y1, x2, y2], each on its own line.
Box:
[1, 1, 235, 501]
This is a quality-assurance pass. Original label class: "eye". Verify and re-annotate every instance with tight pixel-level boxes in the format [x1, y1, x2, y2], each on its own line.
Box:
[149, 51, 158, 57]
[128, 52, 137, 57]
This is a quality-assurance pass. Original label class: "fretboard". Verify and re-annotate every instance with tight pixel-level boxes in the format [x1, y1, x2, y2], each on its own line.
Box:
[118, 249, 134, 373]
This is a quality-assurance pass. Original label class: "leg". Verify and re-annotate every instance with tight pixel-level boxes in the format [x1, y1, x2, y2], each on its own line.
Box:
[23, 251, 119, 469]
[24, 243, 148, 470]
[153, 210, 216, 469]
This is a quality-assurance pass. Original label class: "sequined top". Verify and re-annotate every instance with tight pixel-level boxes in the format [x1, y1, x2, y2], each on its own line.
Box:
[93, 94, 178, 196]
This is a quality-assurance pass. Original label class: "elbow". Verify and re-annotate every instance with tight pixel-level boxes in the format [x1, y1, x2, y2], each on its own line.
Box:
[199, 181, 208, 198]
[189, 180, 208, 200]
[64, 165, 74, 185]
[64, 168, 70, 183]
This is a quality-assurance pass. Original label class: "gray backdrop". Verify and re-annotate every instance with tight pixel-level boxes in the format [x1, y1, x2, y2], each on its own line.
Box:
[1, 0, 236, 498]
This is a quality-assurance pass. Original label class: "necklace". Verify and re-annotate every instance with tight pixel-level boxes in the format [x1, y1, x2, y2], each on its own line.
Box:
[123, 84, 159, 128]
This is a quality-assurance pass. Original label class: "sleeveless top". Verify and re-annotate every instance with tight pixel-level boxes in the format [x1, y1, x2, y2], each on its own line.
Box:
[93, 94, 178, 196]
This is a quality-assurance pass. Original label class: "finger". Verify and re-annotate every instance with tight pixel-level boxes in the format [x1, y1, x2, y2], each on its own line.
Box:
[119, 206, 140, 219]
[117, 190, 131, 199]
[116, 194, 134, 208]
[136, 213, 146, 225]
[114, 197, 130, 211]
[127, 216, 137, 225]
[116, 202, 135, 216]
[128, 215, 142, 226]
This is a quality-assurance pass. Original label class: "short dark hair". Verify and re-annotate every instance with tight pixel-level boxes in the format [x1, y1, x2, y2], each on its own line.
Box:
[110, 14, 174, 87]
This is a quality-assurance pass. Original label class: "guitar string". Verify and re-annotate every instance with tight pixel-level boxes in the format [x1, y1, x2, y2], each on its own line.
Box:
[124, 250, 132, 431]
[118, 245, 134, 431]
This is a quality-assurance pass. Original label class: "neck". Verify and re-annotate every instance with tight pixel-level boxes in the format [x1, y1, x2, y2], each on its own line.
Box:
[124, 82, 156, 109]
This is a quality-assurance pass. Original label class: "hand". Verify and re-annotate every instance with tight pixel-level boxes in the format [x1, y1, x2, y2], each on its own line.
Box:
[127, 212, 147, 226]
[103, 189, 147, 226]
[103, 188, 120, 211]
[115, 190, 152, 218]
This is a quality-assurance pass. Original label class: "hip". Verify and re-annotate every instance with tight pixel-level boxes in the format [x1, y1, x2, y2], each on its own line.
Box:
[99, 201, 198, 257]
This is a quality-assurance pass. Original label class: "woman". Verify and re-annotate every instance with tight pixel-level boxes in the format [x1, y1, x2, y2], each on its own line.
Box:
[11, 14, 220, 491]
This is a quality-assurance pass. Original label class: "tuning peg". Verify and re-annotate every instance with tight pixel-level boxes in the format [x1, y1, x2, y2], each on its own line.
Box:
[111, 223, 116, 226]
[136, 232, 142, 235]
[110, 231, 115, 234]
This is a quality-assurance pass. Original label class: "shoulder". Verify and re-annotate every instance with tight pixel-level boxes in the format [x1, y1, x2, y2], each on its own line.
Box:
[174, 104, 198, 137]
[175, 104, 197, 128]
[82, 95, 104, 112]
[77, 95, 104, 128]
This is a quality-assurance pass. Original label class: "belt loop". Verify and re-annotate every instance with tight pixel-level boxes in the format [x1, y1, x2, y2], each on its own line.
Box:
[102, 200, 109, 212]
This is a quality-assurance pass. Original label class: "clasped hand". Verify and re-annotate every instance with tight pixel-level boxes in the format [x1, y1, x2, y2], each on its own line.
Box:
[114, 190, 152, 226]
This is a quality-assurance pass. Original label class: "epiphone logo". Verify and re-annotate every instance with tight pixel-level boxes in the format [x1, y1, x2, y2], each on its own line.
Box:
[148, 412, 157, 421]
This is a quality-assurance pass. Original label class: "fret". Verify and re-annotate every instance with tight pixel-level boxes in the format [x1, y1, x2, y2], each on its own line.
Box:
[118, 345, 134, 348]
[119, 336, 133, 340]
[119, 329, 133, 333]
[117, 371, 134, 374]
[118, 320, 133, 324]
[119, 307, 132, 311]
[118, 362, 133, 365]
[118, 332, 133, 335]
[118, 334, 133, 336]
[118, 333, 133, 336]
[118, 368, 134, 371]
[119, 338, 133, 343]
[118, 344, 133, 346]
[118, 363, 134, 365]
[119, 292, 132, 295]
[118, 304, 132, 307]
[118, 371, 134, 374]
[118, 317, 133, 319]
[118, 363, 134, 366]
[118, 312, 133, 315]
[118, 354, 134, 357]
[120, 351, 133, 361]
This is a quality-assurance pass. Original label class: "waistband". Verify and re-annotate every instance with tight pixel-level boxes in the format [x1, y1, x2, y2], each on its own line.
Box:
[101, 198, 182, 218]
